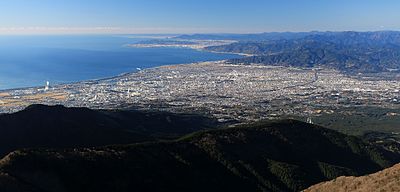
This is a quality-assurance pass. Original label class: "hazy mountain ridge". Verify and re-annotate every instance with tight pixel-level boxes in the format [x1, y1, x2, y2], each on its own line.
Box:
[180, 31, 400, 43]
[176, 31, 323, 41]
[0, 118, 397, 192]
[203, 31, 400, 73]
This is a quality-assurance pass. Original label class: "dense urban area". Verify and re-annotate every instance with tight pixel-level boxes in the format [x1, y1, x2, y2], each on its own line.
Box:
[0, 61, 399, 123]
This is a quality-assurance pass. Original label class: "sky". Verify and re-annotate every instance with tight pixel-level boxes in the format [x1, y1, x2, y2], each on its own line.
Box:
[0, 0, 399, 34]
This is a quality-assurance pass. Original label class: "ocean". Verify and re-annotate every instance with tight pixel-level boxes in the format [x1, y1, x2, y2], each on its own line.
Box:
[0, 35, 241, 90]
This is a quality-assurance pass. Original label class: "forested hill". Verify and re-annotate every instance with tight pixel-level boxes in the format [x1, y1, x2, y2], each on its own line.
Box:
[0, 119, 398, 192]
[0, 104, 219, 158]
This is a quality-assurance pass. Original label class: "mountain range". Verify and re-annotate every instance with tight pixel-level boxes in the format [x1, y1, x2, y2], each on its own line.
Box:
[201, 31, 400, 74]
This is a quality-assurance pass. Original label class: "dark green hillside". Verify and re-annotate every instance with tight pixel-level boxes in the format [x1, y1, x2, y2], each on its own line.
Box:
[0, 104, 218, 157]
[0, 120, 397, 192]
[303, 107, 400, 136]
[0, 173, 41, 192]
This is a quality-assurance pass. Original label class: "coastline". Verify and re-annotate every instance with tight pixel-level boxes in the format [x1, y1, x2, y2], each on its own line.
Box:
[124, 38, 255, 56]
[0, 44, 243, 92]
[0, 41, 245, 113]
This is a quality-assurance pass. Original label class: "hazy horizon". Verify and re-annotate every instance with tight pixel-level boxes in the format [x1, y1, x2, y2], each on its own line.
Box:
[1, 30, 400, 36]
[1, 0, 399, 34]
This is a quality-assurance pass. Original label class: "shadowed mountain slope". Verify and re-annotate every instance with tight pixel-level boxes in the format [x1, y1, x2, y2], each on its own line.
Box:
[0, 120, 398, 192]
[0, 104, 218, 157]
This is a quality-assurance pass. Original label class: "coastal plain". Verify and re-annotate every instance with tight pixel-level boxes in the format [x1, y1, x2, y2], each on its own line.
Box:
[0, 61, 399, 135]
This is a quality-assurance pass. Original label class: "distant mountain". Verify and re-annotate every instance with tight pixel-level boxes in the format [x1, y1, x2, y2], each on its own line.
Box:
[176, 32, 320, 41]
[178, 31, 400, 43]
[0, 104, 218, 157]
[204, 31, 400, 73]
[0, 120, 397, 192]
[305, 163, 400, 192]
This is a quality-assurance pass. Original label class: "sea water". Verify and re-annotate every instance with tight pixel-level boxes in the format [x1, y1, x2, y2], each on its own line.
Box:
[0, 35, 241, 90]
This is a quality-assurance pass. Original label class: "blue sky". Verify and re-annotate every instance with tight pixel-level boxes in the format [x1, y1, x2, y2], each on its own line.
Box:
[0, 0, 399, 34]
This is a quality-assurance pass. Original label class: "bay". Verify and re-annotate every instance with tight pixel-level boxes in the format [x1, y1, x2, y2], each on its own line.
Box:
[0, 35, 241, 90]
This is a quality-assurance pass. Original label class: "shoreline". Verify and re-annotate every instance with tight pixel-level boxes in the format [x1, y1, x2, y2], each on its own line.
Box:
[0, 47, 245, 92]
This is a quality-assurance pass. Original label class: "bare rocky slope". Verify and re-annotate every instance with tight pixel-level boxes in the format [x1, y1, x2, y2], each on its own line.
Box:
[304, 163, 400, 192]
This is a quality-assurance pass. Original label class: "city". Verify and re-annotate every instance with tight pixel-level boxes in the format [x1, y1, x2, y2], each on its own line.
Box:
[1, 60, 398, 123]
